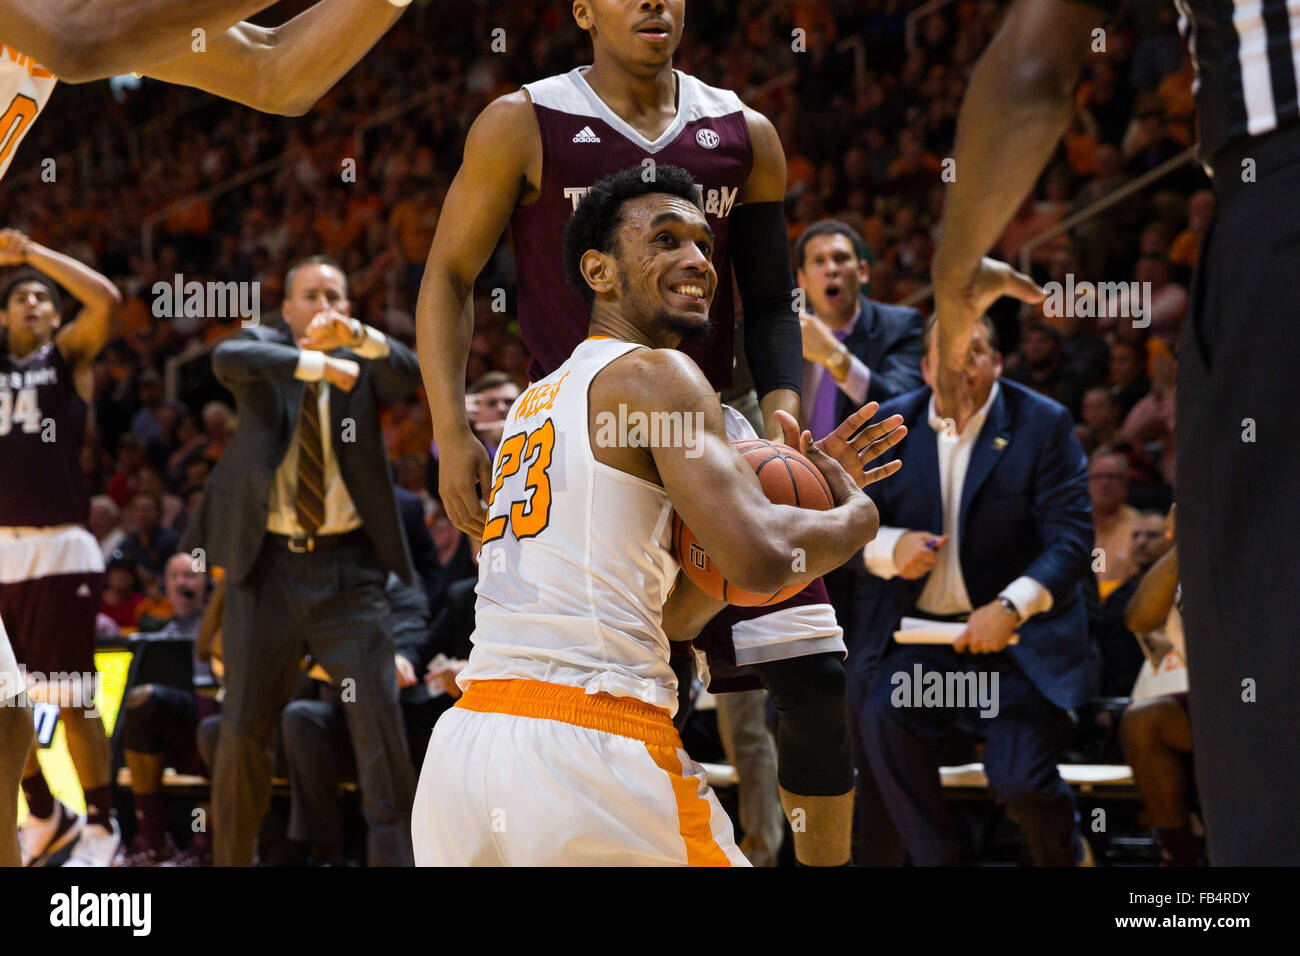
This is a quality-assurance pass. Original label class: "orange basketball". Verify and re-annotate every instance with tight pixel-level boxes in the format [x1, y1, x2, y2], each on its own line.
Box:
[672, 439, 834, 607]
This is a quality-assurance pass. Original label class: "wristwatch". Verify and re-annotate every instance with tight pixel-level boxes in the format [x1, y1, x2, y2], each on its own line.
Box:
[347, 318, 366, 348]
[827, 343, 850, 380]
[997, 595, 1022, 624]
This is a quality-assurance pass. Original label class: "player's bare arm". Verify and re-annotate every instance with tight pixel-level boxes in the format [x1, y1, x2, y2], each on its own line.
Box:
[594, 347, 878, 596]
[1125, 545, 1179, 636]
[416, 92, 541, 537]
[931, 0, 1103, 425]
[0, 230, 119, 395]
[0, 0, 280, 82]
[660, 401, 906, 644]
[735, 106, 802, 439]
[141, 0, 409, 116]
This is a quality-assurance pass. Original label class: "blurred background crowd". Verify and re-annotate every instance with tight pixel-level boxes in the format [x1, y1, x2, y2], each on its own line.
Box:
[0, 0, 1199, 741]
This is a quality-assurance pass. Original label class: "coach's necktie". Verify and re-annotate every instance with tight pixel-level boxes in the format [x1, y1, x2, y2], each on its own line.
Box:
[295, 381, 326, 536]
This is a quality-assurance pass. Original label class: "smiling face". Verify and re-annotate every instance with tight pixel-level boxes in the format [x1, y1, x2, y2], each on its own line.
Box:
[797, 232, 867, 324]
[587, 191, 716, 346]
[2, 280, 61, 357]
[575, 0, 684, 70]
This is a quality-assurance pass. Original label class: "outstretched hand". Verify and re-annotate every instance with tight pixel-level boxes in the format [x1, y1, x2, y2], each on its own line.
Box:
[933, 257, 1043, 431]
[774, 403, 906, 491]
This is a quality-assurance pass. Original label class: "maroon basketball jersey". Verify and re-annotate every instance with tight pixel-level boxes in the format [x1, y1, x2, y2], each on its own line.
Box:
[512, 67, 753, 389]
[0, 342, 87, 527]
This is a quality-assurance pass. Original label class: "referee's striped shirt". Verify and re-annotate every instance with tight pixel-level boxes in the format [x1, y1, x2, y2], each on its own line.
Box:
[1174, 0, 1300, 165]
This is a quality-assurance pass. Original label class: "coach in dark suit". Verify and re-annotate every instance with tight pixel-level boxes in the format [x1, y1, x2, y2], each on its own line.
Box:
[850, 315, 1095, 866]
[181, 255, 420, 866]
[795, 219, 924, 441]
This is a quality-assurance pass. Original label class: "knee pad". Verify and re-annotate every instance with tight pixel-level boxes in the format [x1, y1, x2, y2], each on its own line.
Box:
[753, 653, 853, 796]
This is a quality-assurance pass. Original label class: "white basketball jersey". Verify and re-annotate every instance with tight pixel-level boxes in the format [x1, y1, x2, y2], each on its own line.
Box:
[0, 46, 56, 180]
[459, 337, 682, 713]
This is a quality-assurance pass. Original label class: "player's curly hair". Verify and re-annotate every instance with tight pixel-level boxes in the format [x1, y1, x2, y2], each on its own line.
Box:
[563, 164, 702, 305]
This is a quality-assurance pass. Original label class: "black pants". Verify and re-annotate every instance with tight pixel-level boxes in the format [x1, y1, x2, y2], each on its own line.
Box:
[1177, 125, 1300, 864]
[214, 538, 415, 867]
[281, 691, 355, 850]
[863, 644, 1080, 866]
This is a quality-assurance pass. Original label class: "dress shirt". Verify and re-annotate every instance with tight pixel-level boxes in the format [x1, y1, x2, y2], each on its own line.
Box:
[803, 303, 873, 440]
[266, 326, 390, 537]
[864, 382, 1053, 620]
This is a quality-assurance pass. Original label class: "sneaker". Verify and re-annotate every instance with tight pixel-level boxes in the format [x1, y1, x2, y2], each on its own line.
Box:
[63, 817, 122, 867]
[114, 833, 176, 867]
[19, 801, 83, 868]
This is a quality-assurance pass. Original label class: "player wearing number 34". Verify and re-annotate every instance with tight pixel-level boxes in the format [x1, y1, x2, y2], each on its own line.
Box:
[0, 231, 119, 868]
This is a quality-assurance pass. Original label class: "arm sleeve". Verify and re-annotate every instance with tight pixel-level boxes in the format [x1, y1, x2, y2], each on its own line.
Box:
[730, 201, 803, 398]
[1021, 406, 1094, 605]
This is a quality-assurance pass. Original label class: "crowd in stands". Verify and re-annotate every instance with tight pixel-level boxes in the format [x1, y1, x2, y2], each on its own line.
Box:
[2, 0, 1207, 863]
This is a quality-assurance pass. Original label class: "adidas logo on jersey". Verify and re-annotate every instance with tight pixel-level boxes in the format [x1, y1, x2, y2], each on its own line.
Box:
[572, 126, 601, 143]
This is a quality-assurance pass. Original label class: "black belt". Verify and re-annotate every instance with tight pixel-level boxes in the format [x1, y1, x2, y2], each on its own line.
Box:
[906, 608, 970, 624]
[266, 528, 367, 554]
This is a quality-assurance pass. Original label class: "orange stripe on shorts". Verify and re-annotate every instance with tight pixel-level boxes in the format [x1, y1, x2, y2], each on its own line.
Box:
[644, 743, 733, 867]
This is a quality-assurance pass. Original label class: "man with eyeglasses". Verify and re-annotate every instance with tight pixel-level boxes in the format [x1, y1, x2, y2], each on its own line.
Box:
[1088, 450, 1136, 596]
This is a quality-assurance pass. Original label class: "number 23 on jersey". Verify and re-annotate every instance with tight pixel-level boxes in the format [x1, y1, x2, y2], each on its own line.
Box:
[482, 418, 556, 544]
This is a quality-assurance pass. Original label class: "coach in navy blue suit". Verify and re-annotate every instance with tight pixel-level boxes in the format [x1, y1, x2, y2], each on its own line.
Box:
[852, 314, 1095, 866]
[795, 220, 924, 442]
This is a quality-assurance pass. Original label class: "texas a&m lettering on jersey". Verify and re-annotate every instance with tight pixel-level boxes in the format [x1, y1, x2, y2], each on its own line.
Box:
[512, 67, 752, 390]
[0, 343, 87, 527]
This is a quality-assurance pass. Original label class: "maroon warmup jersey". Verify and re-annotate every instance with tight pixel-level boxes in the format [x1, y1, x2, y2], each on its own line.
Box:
[0, 342, 87, 527]
[513, 67, 752, 389]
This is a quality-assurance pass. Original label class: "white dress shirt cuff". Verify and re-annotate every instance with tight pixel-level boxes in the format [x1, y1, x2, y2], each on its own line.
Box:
[295, 349, 326, 381]
[837, 353, 872, 406]
[350, 323, 391, 359]
[864, 525, 907, 579]
[1000, 576, 1054, 620]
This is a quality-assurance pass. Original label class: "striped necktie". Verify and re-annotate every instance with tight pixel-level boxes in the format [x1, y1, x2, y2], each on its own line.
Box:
[295, 382, 326, 536]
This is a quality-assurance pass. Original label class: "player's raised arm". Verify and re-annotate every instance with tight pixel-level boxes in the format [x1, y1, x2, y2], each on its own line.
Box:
[617, 348, 877, 596]
[415, 92, 539, 537]
[0, 231, 120, 371]
[931, 0, 1106, 422]
[140, 0, 409, 116]
[734, 107, 802, 439]
[0, 0, 280, 82]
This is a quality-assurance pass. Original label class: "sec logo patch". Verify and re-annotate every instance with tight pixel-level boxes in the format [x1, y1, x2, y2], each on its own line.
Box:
[696, 128, 719, 149]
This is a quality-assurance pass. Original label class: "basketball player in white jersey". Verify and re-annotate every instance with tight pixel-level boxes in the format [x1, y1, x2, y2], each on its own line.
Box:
[0, 0, 411, 180]
[0, 0, 410, 866]
[412, 166, 906, 866]
[418, 0, 865, 868]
